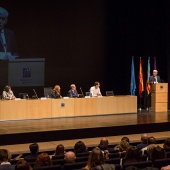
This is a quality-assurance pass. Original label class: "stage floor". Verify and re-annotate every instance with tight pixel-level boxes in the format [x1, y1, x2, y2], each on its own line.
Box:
[0, 110, 169, 135]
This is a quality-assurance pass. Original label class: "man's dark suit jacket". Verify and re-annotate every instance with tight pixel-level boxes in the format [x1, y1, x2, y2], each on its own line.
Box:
[149, 75, 161, 84]
[68, 89, 78, 97]
[0, 28, 17, 55]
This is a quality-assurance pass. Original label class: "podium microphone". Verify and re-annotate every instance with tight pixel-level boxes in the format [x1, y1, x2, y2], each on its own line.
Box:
[33, 89, 38, 99]
[80, 87, 84, 97]
[161, 79, 165, 83]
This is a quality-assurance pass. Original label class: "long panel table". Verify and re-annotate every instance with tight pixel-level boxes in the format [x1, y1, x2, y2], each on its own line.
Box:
[0, 96, 137, 121]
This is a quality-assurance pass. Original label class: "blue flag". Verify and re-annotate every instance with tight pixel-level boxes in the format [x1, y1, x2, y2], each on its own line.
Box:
[130, 56, 136, 95]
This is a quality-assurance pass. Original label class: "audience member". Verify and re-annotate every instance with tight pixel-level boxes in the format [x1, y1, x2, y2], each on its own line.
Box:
[2, 85, 15, 100]
[150, 145, 166, 161]
[51, 85, 62, 98]
[136, 134, 148, 150]
[90, 81, 102, 97]
[123, 146, 141, 164]
[99, 137, 111, 150]
[114, 140, 130, 152]
[64, 151, 76, 163]
[163, 138, 170, 151]
[68, 84, 79, 98]
[24, 143, 39, 161]
[121, 137, 130, 143]
[34, 153, 52, 168]
[55, 144, 65, 156]
[15, 160, 32, 170]
[0, 149, 15, 170]
[74, 141, 88, 154]
[141, 136, 157, 155]
[83, 147, 115, 170]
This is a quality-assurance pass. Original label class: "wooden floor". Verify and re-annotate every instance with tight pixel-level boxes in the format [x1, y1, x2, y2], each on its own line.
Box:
[0, 110, 170, 154]
[0, 110, 169, 134]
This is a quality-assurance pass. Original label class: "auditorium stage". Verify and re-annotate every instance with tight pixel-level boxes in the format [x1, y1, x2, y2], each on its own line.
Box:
[0, 110, 170, 146]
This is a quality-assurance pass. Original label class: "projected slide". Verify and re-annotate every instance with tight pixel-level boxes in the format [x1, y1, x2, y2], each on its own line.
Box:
[8, 58, 45, 86]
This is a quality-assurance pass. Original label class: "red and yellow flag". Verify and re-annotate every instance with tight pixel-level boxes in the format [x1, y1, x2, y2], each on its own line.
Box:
[139, 57, 144, 97]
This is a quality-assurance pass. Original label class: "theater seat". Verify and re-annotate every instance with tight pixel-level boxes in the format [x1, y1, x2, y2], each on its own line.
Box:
[105, 158, 120, 164]
[63, 161, 87, 170]
[123, 160, 152, 169]
[152, 158, 170, 169]
[33, 165, 61, 170]
[108, 153, 120, 159]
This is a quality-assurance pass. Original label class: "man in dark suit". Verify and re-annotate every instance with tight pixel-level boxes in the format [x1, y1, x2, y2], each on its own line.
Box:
[68, 84, 79, 98]
[149, 70, 161, 84]
[0, 7, 18, 59]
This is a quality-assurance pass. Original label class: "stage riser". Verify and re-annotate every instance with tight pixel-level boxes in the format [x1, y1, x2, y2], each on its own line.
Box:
[1, 122, 170, 146]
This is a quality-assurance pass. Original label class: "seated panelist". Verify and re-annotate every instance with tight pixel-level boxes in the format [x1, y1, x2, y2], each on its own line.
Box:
[68, 84, 79, 98]
[2, 85, 15, 100]
[149, 70, 161, 84]
[90, 81, 102, 97]
[51, 85, 62, 98]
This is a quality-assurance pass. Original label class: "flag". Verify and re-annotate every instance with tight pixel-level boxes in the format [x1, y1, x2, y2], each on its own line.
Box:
[130, 56, 136, 95]
[154, 57, 157, 70]
[146, 57, 151, 95]
[139, 57, 144, 97]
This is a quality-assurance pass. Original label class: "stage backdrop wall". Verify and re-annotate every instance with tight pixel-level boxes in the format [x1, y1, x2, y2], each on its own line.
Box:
[0, 0, 169, 108]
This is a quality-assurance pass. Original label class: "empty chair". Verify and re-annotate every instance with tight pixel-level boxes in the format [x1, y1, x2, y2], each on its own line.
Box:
[123, 160, 153, 169]
[85, 92, 91, 96]
[152, 158, 170, 169]
[106, 91, 114, 96]
[33, 165, 61, 170]
[63, 161, 87, 170]
[44, 87, 52, 98]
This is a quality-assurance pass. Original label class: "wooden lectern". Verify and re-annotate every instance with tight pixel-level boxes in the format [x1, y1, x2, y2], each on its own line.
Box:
[151, 83, 168, 112]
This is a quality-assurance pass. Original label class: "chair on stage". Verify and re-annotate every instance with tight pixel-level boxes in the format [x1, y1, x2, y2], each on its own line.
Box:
[44, 87, 52, 98]
[106, 91, 114, 96]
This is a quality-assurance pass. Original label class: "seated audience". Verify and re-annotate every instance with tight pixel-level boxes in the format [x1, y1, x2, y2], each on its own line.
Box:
[150, 145, 166, 161]
[34, 153, 52, 168]
[51, 85, 62, 98]
[68, 84, 79, 98]
[2, 85, 15, 100]
[136, 134, 148, 150]
[24, 143, 39, 161]
[163, 138, 170, 151]
[64, 151, 76, 164]
[55, 144, 65, 156]
[114, 139, 130, 152]
[74, 141, 88, 154]
[90, 81, 102, 97]
[123, 146, 141, 165]
[0, 149, 15, 170]
[15, 160, 32, 170]
[141, 136, 157, 155]
[82, 147, 115, 170]
[121, 137, 130, 143]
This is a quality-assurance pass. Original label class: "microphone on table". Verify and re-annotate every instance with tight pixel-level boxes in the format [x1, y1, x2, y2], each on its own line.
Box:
[33, 89, 38, 99]
[80, 87, 84, 97]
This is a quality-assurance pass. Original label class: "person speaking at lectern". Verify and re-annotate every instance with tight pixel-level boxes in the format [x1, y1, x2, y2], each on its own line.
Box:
[149, 70, 161, 84]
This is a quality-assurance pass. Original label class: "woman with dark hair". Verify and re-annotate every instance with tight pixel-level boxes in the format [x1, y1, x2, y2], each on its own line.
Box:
[74, 141, 87, 154]
[34, 153, 52, 168]
[83, 147, 115, 170]
[123, 146, 141, 164]
[150, 146, 166, 161]
[15, 160, 32, 170]
[163, 138, 170, 151]
[2, 85, 15, 100]
[55, 144, 65, 156]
